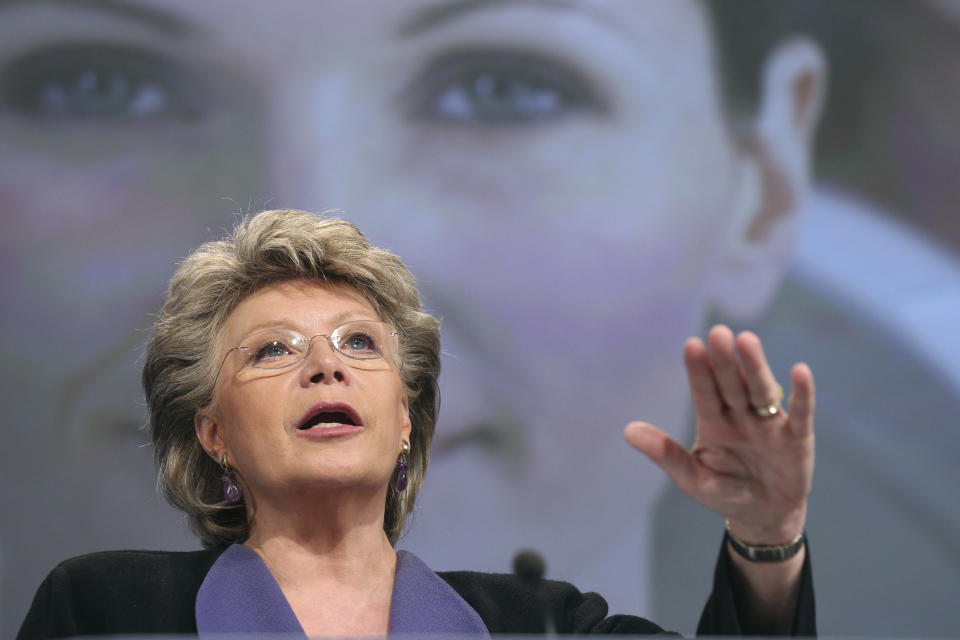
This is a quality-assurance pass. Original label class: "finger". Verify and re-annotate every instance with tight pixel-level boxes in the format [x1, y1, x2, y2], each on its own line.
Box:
[786, 362, 816, 437]
[624, 422, 698, 495]
[707, 325, 749, 412]
[735, 331, 783, 412]
[683, 337, 725, 420]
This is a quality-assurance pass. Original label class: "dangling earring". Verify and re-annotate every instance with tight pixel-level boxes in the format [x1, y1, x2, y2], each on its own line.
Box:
[394, 440, 410, 494]
[220, 454, 243, 503]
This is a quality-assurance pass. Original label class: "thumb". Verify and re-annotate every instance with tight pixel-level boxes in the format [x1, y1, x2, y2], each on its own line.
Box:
[624, 421, 697, 493]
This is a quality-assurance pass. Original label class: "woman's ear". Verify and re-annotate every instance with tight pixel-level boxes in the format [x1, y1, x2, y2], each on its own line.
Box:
[710, 37, 827, 320]
[195, 409, 225, 461]
[399, 393, 412, 443]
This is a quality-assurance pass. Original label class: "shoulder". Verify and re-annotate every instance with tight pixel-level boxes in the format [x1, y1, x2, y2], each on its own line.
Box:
[47, 548, 223, 603]
[438, 570, 671, 635]
[54, 548, 221, 581]
[18, 548, 224, 639]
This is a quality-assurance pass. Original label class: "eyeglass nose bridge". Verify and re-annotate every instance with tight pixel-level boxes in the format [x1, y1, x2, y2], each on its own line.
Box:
[299, 332, 342, 363]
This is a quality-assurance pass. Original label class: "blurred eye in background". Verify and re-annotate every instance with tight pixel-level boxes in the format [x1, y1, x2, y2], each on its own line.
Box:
[0, 43, 199, 120]
[403, 48, 608, 125]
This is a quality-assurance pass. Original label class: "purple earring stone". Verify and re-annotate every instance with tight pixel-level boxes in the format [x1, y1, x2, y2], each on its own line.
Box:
[394, 453, 409, 494]
[220, 454, 243, 503]
[222, 470, 243, 503]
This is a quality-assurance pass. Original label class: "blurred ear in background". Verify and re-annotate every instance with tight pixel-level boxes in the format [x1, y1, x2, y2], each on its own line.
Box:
[710, 37, 826, 321]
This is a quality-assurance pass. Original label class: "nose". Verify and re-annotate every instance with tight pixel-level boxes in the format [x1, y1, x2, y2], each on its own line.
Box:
[264, 76, 354, 211]
[298, 335, 351, 387]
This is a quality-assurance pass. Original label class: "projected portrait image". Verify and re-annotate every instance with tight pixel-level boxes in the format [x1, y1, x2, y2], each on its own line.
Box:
[1, 1, 958, 636]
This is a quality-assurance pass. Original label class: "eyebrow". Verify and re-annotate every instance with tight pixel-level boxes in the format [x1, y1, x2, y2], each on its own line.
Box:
[239, 313, 380, 341]
[397, 0, 617, 38]
[0, 0, 193, 37]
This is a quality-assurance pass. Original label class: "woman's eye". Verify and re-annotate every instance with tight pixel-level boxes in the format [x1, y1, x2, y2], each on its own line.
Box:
[0, 43, 195, 120]
[404, 49, 606, 124]
[341, 333, 378, 354]
[253, 340, 294, 362]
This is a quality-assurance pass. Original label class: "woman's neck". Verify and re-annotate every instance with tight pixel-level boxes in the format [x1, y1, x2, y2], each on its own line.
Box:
[243, 488, 399, 636]
[247, 482, 389, 546]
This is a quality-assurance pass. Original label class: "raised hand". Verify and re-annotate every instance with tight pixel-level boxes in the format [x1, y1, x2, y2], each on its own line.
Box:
[624, 324, 814, 545]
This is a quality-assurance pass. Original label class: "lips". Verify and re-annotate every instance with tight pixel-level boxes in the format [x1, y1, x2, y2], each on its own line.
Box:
[296, 403, 363, 431]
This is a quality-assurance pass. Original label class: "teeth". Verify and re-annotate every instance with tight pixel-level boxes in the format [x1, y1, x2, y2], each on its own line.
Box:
[298, 410, 357, 430]
[307, 422, 344, 430]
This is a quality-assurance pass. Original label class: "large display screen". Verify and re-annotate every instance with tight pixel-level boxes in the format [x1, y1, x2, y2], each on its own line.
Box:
[2, 1, 958, 635]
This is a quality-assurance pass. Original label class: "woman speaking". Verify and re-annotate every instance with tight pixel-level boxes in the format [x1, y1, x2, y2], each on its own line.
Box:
[18, 209, 815, 637]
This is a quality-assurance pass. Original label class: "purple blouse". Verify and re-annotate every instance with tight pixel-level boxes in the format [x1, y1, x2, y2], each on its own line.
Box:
[195, 544, 490, 635]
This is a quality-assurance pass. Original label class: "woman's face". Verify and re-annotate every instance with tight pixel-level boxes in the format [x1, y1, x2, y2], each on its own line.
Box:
[0, 0, 733, 360]
[1, 0, 749, 609]
[198, 279, 411, 505]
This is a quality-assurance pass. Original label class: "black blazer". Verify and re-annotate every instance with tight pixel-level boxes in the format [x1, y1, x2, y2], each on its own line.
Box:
[18, 541, 815, 637]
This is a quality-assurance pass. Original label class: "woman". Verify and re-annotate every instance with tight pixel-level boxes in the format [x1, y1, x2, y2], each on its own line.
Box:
[18, 209, 815, 637]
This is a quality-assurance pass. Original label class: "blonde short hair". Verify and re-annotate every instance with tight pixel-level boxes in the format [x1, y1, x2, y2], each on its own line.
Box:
[143, 209, 440, 547]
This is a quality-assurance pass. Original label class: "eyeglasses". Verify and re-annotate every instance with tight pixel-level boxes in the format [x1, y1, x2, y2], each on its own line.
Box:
[217, 320, 402, 378]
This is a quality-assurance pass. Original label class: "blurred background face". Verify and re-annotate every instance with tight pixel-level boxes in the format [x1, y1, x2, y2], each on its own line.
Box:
[1, 0, 733, 399]
[3, 1, 960, 636]
[0, 0, 737, 595]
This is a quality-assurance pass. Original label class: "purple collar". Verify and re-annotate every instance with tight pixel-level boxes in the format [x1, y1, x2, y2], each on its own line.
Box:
[196, 544, 489, 635]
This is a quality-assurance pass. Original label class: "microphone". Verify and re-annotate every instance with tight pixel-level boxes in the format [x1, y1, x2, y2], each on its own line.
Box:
[512, 549, 556, 636]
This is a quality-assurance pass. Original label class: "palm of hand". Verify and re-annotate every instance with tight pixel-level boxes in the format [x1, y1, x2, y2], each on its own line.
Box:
[687, 403, 813, 534]
[625, 325, 815, 542]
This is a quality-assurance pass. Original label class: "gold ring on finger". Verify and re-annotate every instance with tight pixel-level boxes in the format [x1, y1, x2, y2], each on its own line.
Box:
[752, 384, 784, 419]
[752, 402, 782, 418]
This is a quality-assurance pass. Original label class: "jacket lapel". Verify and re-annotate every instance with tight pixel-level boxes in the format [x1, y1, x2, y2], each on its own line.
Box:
[389, 550, 489, 635]
[195, 544, 305, 634]
[196, 544, 488, 635]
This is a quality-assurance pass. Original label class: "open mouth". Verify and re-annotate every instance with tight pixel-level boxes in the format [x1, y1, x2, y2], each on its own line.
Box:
[297, 405, 362, 430]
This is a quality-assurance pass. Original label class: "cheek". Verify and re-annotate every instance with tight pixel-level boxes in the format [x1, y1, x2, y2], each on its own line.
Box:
[0, 115, 267, 358]
[214, 381, 281, 456]
[345, 127, 732, 329]
[366, 377, 413, 453]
